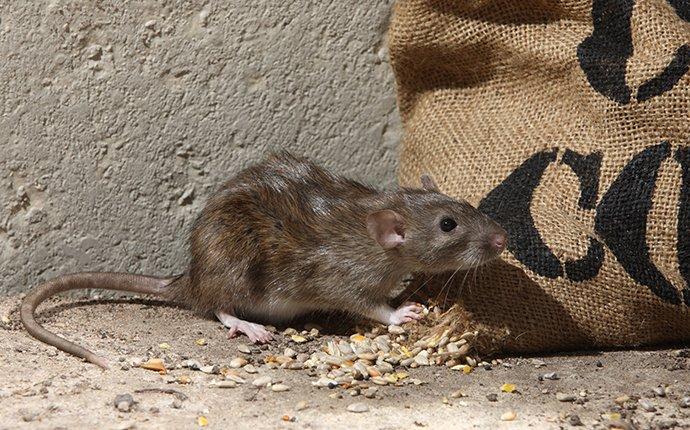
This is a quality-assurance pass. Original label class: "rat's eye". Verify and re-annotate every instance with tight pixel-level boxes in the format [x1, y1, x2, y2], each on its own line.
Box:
[439, 217, 457, 232]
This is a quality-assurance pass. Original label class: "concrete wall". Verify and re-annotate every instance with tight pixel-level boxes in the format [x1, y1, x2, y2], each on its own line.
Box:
[0, 1, 400, 294]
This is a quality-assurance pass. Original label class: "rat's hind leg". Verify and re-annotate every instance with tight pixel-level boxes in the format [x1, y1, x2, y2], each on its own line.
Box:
[215, 310, 273, 344]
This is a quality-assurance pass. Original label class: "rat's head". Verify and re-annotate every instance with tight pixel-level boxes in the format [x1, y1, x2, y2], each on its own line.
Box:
[366, 174, 507, 272]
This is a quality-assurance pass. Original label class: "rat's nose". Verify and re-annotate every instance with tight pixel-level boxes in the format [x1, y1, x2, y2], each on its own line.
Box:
[490, 233, 507, 253]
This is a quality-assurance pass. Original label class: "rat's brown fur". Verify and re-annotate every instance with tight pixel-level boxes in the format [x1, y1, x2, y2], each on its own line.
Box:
[21, 151, 505, 368]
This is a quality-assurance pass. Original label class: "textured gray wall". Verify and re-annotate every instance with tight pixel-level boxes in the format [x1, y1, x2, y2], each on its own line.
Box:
[0, 1, 400, 294]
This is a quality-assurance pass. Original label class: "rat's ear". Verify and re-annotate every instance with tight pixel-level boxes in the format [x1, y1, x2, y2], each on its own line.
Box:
[420, 174, 439, 192]
[366, 210, 406, 249]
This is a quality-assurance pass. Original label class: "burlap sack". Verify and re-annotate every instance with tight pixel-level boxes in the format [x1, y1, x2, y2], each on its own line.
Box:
[389, 0, 690, 353]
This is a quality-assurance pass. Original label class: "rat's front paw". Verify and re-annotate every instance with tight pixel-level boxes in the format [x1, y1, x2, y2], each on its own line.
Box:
[388, 302, 424, 325]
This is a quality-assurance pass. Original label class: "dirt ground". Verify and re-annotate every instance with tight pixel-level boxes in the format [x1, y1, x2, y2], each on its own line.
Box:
[1, 295, 689, 430]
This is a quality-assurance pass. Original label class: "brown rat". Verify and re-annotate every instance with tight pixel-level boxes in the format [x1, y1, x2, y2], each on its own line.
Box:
[21, 152, 507, 368]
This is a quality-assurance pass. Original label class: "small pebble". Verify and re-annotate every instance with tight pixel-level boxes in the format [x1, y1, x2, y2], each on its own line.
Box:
[568, 414, 583, 426]
[614, 395, 630, 406]
[183, 359, 202, 370]
[531, 359, 546, 368]
[347, 403, 369, 413]
[200, 365, 219, 374]
[450, 390, 465, 398]
[21, 412, 39, 422]
[656, 419, 679, 429]
[85, 44, 102, 60]
[638, 400, 656, 412]
[607, 419, 633, 430]
[679, 396, 690, 408]
[295, 401, 309, 411]
[237, 344, 251, 354]
[541, 372, 559, 380]
[653, 386, 666, 397]
[171, 399, 182, 409]
[486, 393, 498, 402]
[271, 384, 290, 392]
[364, 387, 378, 399]
[556, 392, 576, 402]
[312, 377, 338, 388]
[114, 393, 135, 412]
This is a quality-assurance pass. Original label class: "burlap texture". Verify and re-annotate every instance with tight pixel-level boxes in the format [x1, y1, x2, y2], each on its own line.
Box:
[390, 0, 690, 352]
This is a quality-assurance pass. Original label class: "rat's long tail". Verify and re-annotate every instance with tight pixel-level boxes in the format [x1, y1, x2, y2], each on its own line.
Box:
[20, 272, 182, 370]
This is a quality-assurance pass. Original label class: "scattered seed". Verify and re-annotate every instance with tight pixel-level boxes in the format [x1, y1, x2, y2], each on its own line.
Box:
[350, 334, 366, 343]
[210, 380, 237, 389]
[501, 383, 517, 393]
[291, 335, 308, 343]
[175, 375, 192, 385]
[414, 351, 430, 366]
[252, 376, 272, 387]
[347, 403, 369, 413]
[224, 373, 246, 384]
[388, 325, 405, 335]
[501, 410, 516, 421]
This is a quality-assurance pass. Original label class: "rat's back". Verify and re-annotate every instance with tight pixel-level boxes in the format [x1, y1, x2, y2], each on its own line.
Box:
[171, 152, 380, 318]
